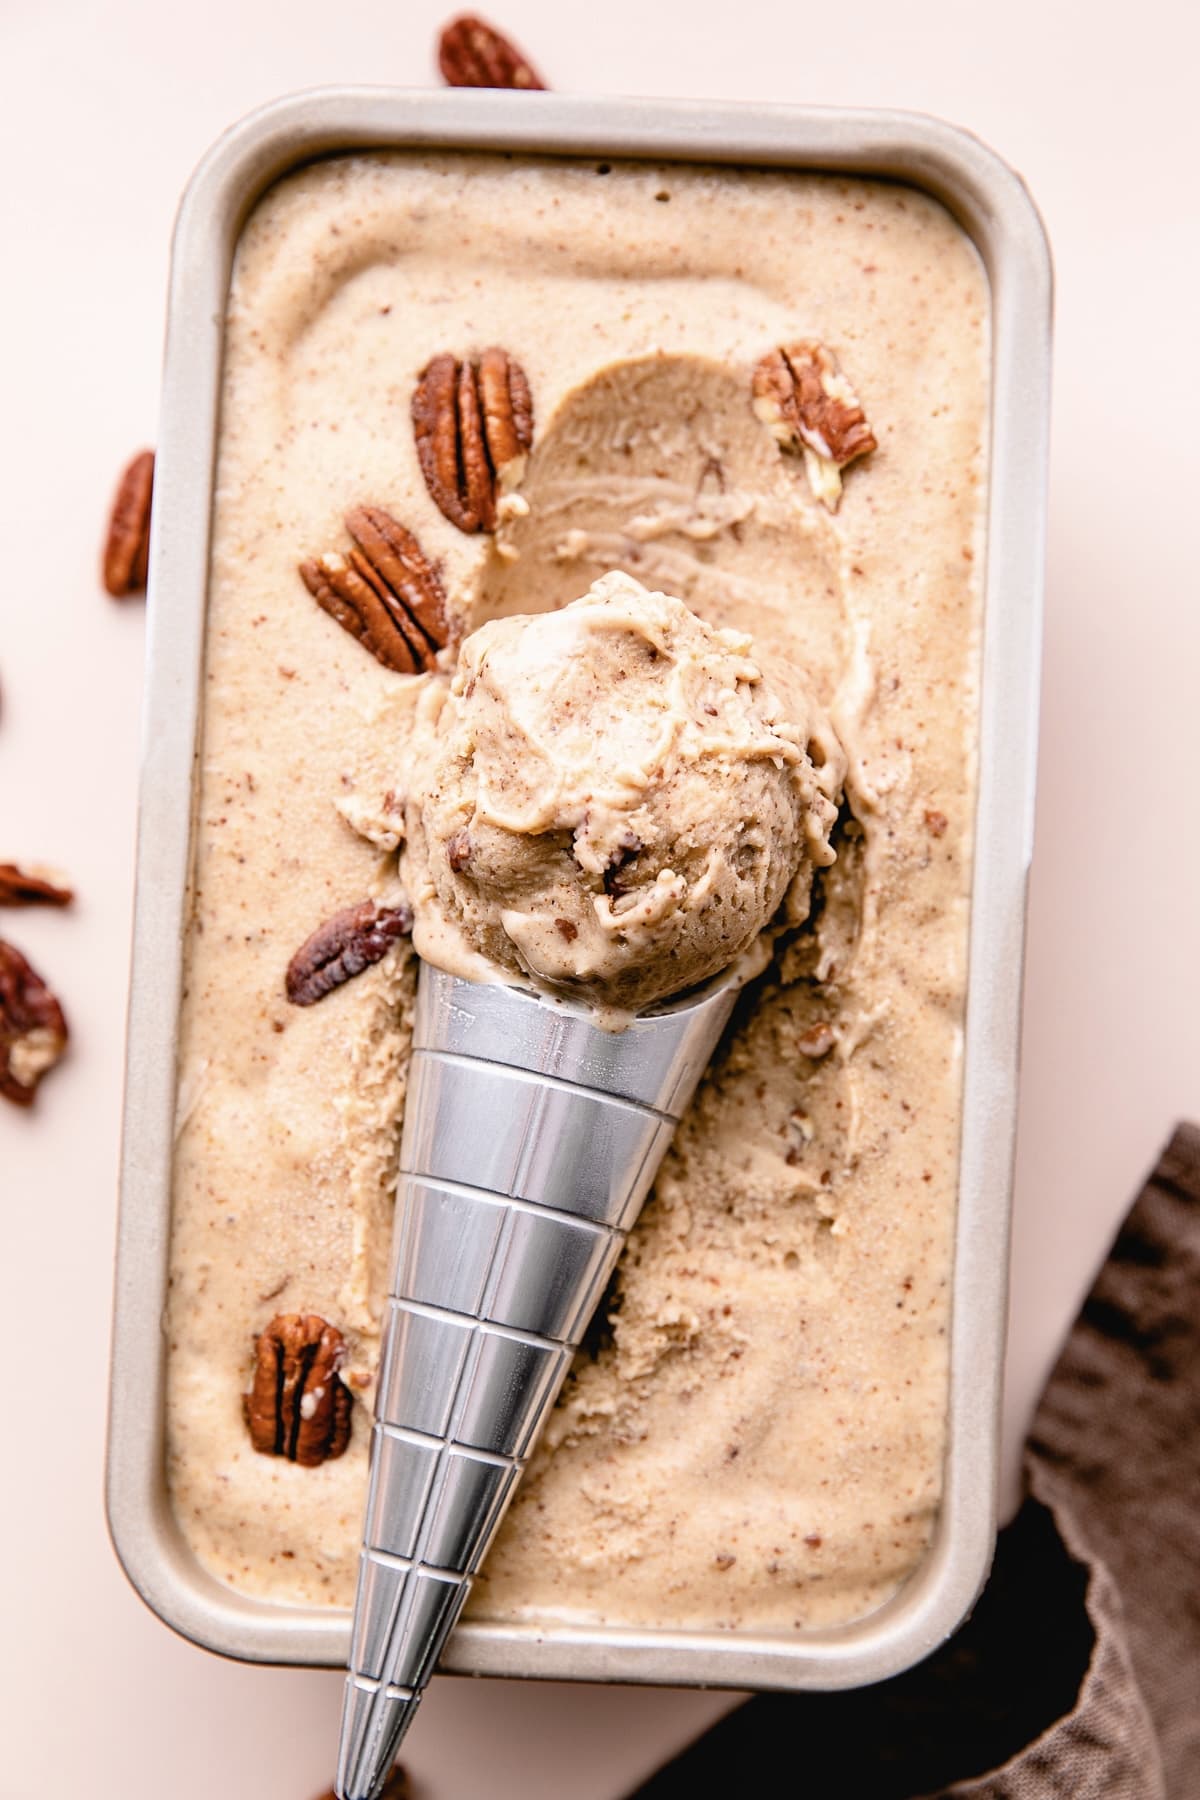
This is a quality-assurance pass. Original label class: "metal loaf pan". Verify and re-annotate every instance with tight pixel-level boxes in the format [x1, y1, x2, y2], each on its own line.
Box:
[107, 88, 1051, 1691]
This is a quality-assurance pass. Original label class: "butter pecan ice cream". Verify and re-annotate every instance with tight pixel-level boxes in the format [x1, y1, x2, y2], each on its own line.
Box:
[166, 149, 988, 1636]
[401, 573, 844, 1020]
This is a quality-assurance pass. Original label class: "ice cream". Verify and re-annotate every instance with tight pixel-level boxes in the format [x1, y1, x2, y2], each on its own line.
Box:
[402, 574, 843, 1020]
[165, 148, 988, 1636]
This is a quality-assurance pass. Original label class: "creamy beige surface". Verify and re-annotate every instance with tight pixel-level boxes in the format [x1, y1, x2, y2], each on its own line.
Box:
[166, 150, 988, 1632]
[403, 574, 842, 1020]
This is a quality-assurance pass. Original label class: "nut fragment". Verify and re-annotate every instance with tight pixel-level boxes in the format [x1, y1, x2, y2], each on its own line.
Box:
[412, 348, 533, 533]
[243, 1313, 353, 1466]
[438, 13, 545, 88]
[752, 343, 876, 512]
[300, 507, 449, 674]
[0, 939, 69, 1107]
[285, 900, 412, 1007]
[102, 449, 155, 596]
[0, 863, 73, 907]
[796, 1021, 836, 1059]
[446, 829, 473, 873]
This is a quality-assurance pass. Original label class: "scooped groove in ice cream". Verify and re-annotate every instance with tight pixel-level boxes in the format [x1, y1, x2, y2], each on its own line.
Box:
[402, 573, 845, 1020]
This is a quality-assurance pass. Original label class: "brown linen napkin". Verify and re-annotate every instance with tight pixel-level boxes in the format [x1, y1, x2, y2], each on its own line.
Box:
[629, 1123, 1200, 1799]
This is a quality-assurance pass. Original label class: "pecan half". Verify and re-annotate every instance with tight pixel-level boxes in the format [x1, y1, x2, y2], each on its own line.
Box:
[243, 1313, 353, 1466]
[346, 505, 450, 656]
[102, 449, 155, 596]
[438, 14, 545, 89]
[0, 863, 73, 907]
[285, 900, 412, 1006]
[300, 507, 449, 675]
[412, 348, 533, 533]
[0, 939, 69, 1107]
[752, 343, 876, 512]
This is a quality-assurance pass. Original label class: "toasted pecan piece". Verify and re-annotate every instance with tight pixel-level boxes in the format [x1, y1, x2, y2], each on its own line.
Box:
[0, 939, 69, 1107]
[752, 342, 876, 511]
[796, 1021, 836, 1059]
[243, 1313, 353, 1466]
[0, 864, 73, 908]
[102, 449, 155, 596]
[412, 347, 533, 533]
[438, 13, 545, 88]
[285, 899, 412, 1007]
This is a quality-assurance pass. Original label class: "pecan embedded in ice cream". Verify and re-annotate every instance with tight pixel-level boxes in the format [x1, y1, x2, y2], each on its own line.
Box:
[0, 863, 73, 907]
[752, 342, 876, 512]
[285, 899, 412, 1006]
[300, 506, 448, 674]
[102, 448, 155, 596]
[412, 347, 533, 533]
[446, 829, 473, 873]
[346, 505, 451, 657]
[243, 1313, 353, 1466]
[437, 13, 546, 89]
[0, 939, 69, 1107]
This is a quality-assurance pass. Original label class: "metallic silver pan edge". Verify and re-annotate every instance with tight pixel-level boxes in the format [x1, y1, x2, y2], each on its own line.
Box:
[106, 87, 1051, 1689]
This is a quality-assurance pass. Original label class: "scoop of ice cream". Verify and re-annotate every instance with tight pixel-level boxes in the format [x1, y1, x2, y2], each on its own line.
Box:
[402, 572, 843, 1019]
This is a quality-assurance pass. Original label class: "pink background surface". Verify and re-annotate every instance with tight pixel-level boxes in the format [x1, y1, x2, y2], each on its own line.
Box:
[3, 1, 1197, 1794]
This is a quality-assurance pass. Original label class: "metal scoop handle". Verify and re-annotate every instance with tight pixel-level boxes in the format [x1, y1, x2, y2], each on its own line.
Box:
[336, 963, 736, 1800]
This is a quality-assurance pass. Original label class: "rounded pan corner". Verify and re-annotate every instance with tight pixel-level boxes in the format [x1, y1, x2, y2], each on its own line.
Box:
[438, 1440, 999, 1692]
[105, 1450, 352, 1670]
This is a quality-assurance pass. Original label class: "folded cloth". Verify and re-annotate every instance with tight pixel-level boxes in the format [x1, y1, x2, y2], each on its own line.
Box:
[629, 1123, 1200, 1800]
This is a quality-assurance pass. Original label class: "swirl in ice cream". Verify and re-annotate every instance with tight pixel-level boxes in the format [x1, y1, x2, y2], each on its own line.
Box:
[402, 572, 845, 1020]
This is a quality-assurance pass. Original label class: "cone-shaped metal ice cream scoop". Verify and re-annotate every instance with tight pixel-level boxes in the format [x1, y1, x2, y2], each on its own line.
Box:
[335, 960, 737, 1800]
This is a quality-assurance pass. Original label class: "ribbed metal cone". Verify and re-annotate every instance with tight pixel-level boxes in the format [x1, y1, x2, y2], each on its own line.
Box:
[336, 1675, 420, 1800]
[336, 964, 737, 1796]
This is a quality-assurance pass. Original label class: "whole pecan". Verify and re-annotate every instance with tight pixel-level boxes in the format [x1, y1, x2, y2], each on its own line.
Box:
[752, 342, 876, 511]
[102, 449, 155, 596]
[412, 347, 533, 533]
[0, 939, 69, 1107]
[0, 863, 73, 907]
[300, 508, 449, 675]
[438, 14, 545, 89]
[243, 1313, 353, 1466]
[285, 899, 412, 1006]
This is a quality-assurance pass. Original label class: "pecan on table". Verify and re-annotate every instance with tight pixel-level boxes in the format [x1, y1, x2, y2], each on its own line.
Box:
[285, 899, 413, 1007]
[752, 342, 876, 512]
[0, 939, 68, 1107]
[438, 13, 545, 89]
[243, 1313, 353, 1466]
[102, 449, 155, 596]
[412, 347, 533, 533]
[300, 507, 449, 675]
[0, 863, 73, 907]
